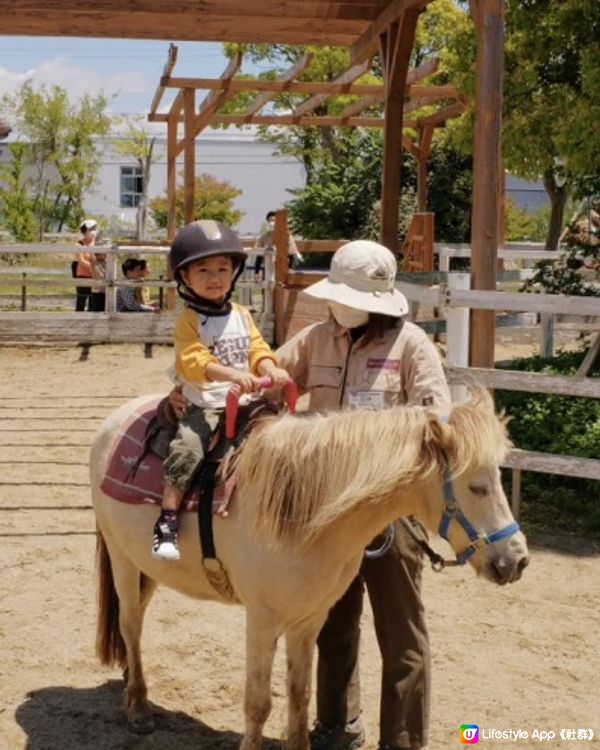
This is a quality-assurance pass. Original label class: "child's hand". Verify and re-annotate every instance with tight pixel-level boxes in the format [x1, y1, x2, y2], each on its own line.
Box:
[263, 366, 290, 388]
[230, 372, 263, 394]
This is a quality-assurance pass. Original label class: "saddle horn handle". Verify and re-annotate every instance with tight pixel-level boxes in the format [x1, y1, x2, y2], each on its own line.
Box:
[225, 377, 297, 440]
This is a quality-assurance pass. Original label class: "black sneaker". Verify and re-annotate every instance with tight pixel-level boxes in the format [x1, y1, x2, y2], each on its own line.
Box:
[310, 718, 365, 750]
[152, 515, 180, 561]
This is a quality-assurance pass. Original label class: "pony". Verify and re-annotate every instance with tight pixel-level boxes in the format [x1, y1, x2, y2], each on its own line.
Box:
[91, 388, 529, 750]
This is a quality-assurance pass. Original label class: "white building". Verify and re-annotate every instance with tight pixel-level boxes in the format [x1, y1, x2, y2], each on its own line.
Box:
[90, 127, 306, 236]
[0, 126, 306, 236]
[0, 125, 549, 237]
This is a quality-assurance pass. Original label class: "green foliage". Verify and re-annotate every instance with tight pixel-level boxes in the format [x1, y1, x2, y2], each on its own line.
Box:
[287, 130, 390, 240]
[521, 239, 600, 296]
[149, 173, 242, 230]
[495, 351, 600, 535]
[1, 82, 110, 237]
[427, 142, 472, 242]
[0, 143, 36, 241]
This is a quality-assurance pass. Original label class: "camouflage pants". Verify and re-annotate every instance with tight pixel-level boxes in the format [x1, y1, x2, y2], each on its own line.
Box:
[163, 405, 222, 491]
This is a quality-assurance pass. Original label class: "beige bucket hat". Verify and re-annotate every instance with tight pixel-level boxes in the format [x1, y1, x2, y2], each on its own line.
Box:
[302, 240, 409, 317]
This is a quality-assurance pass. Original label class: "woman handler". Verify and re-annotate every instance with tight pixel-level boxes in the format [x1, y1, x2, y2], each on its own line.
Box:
[276, 240, 451, 750]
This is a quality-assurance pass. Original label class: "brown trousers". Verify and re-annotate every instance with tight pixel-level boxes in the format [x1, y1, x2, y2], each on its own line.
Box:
[316, 520, 430, 750]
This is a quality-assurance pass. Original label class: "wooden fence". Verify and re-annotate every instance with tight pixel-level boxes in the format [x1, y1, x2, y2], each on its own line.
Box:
[2, 240, 599, 516]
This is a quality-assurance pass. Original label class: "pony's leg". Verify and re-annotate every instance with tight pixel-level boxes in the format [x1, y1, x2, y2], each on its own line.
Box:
[285, 619, 322, 750]
[110, 547, 156, 733]
[239, 609, 280, 750]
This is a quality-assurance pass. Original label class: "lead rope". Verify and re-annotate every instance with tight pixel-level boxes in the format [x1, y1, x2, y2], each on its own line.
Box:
[399, 517, 459, 571]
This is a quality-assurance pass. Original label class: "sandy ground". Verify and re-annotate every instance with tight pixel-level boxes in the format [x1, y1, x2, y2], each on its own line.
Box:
[0, 342, 599, 750]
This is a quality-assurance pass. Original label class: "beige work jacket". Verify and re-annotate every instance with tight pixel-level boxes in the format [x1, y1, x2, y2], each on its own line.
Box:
[276, 318, 451, 414]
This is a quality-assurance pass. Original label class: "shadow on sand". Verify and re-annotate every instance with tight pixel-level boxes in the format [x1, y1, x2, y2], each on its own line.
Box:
[16, 681, 282, 750]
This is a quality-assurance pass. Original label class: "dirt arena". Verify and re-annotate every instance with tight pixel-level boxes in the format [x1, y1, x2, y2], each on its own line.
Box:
[1, 342, 598, 750]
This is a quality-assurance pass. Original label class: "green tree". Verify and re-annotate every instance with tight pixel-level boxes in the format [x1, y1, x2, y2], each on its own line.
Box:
[149, 173, 242, 230]
[2, 82, 110, 238]
[446, 0, 600, 250]
[0, 143, 37, 241]
[113, 118, 156, 240]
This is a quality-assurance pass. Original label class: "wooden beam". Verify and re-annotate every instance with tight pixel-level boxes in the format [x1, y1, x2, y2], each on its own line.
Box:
[243, 53, 312, 121]
[380, 10, 421, 253]
[417, 100, 466, 127]
[175, 54, 242, 157]
[162, 113, 387, 128]
[469, 0, 505, 368]
[162, 77, 385, 96]
[338, 58, 441, 117]
[293, 60, 371, 117]
[150, 112, 433, 130]
[350, 0, 431, 65]
[0, 11, 359, 45]
[149, 43, 177, 116]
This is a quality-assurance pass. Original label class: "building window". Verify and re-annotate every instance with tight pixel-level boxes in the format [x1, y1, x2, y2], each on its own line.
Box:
[120, 165, 142, 207]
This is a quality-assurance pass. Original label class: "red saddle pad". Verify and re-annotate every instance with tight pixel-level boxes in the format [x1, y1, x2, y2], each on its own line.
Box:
[101, 400, 202, 512]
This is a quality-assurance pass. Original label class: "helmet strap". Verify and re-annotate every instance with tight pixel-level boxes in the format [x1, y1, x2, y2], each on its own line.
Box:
[176, 260, 246, 316]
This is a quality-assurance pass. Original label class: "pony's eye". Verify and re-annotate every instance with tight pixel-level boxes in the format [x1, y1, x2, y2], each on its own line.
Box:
[469, 484, 488, 497]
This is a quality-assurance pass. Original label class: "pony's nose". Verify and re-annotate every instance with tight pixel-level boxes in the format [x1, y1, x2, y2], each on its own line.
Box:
[517, 555, 530, 576]
[494, 553, 529, 583]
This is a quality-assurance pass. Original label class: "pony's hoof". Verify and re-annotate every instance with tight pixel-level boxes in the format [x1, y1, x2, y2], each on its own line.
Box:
[128, 712, 155, 734]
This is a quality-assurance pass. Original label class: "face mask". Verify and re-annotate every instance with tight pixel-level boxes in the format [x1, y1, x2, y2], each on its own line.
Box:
[88, 230, 98, 240]
[328, 301, 369, 329]
[267, 221, 275, 230]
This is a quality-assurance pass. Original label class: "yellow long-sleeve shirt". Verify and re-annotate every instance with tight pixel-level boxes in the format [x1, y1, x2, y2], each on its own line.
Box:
[173, 302, 276, 408]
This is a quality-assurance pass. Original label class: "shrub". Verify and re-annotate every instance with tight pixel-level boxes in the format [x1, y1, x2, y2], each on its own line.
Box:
[495, 351, 600, 536]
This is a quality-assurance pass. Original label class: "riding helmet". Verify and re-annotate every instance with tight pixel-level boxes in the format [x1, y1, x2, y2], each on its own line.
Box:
[170, 220, 247, 282]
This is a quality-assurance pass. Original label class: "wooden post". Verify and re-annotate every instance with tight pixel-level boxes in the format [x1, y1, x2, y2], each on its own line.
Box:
[273, 210, 290, 285]
[380, 11, 420, 253]
[417, 125, 434, 213]
[165, 116, 178, 310]
[21, 273, 27, 311]
[273, 210, 291, 345]
[183, 88, 195, 225]
[104, 246, 116, 313]
[469, 0, 505, 367]
[167, 116, 177, 242]
[540, 313, 554, 358]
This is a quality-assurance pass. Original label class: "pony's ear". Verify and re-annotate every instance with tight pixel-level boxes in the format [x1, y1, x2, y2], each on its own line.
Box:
[423, 412, 453, 456]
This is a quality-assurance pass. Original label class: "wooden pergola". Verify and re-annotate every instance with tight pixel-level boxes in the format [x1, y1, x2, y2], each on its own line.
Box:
[2, 0, 504, 367]
[148, 44, 467, 242]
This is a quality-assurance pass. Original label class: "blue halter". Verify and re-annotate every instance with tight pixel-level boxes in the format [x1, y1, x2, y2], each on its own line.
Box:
[438, 465, 520, 565]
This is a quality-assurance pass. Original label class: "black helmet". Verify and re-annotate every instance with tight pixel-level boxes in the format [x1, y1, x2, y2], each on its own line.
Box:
[170, 220, 247, 281]
[170, 220, 247, 311]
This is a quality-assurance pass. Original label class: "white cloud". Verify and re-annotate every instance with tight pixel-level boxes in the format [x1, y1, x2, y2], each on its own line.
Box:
[0, 56, 152, 109]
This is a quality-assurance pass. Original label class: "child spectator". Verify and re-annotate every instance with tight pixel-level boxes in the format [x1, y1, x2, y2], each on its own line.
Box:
[152, 220, 289, 561]
[117, 258, 157, 312]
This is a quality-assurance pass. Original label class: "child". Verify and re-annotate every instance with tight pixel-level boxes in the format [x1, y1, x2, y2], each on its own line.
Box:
[152, 220, 289, 561]
[117, 258, 157, 312]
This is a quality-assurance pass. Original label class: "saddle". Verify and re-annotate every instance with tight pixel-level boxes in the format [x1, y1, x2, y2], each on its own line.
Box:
[101, 395, 279, 515]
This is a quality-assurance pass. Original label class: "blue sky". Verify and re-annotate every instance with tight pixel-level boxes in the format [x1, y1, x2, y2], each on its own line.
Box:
[0, 37, 267, 116]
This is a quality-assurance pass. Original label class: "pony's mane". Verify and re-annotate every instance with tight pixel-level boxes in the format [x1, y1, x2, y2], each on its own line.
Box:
[236, 387, 510, 545]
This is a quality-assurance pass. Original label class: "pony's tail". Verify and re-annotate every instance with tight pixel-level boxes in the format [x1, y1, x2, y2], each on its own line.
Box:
[96, 528, 127, 668]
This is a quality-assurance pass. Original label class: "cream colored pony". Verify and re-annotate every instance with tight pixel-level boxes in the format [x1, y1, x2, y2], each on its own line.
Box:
[91, 388, 529, 750]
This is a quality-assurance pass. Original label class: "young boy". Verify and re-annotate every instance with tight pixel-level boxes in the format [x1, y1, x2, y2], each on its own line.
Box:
[152, 220, 289, 561]
[117, 258, 157, 312]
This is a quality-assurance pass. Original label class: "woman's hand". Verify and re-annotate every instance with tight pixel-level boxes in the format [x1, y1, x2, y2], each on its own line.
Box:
[264, 366, 290, 388]
[168, 386, 189, 420]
